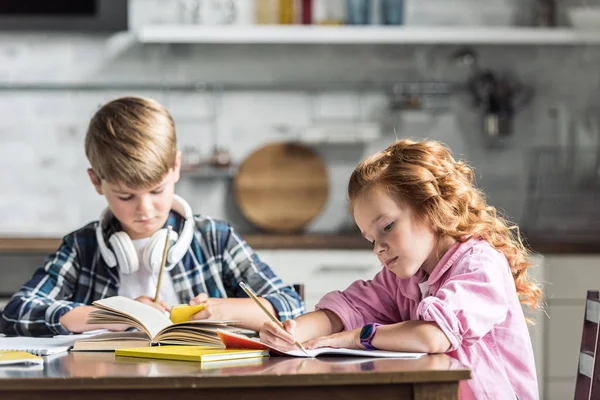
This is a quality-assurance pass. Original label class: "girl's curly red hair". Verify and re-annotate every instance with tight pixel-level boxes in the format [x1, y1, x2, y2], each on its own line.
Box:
[348, 139, 542, 315]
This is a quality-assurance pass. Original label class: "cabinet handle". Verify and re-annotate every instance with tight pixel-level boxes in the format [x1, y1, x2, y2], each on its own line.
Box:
[317, 265, 375, 273]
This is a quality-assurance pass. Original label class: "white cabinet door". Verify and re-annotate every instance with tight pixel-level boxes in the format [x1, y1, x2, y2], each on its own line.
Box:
[526, 254, 546, 400]
[543, 255, 600, 400]
[264, 250, 380, 312]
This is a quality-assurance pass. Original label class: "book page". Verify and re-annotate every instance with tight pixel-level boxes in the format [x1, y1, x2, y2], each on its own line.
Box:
[283, 347, 426, 359]
[156, 320, 243, 345]
[217, 330, 425, 359]
[91, 296, 172, 340]
[0, 331, 106, 356]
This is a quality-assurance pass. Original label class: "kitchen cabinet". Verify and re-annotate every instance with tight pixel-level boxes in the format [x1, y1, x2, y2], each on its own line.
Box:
[259, 249, 380, 312]
[542, 255, 600, 400]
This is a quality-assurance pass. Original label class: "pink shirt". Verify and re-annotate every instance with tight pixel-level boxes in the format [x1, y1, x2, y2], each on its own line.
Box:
[316, 239, 538, 400]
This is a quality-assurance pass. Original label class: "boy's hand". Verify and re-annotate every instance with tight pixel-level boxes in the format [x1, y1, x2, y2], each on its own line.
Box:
[189, 293, 227, 321]
[60, 305, 131, 333]
[135, 296, 171, 313]
[259, 319, 299, 352]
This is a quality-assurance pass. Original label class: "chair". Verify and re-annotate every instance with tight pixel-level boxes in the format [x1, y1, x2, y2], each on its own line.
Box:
[575, 290, 600, 400]
[292, 284, 305, 301]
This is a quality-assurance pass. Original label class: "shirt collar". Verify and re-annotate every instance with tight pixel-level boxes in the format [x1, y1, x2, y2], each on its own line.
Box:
[426, 238, 481, 285]
[395, 238, 481, 300]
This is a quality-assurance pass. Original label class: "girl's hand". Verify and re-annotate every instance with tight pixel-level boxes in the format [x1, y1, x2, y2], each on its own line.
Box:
[189, 293, 227, 321]
[135, 296, 171, 313]
[304, 328, 362, 350]
[259, 319, 299, 352]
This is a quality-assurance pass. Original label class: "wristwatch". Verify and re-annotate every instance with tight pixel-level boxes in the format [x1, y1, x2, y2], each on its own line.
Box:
[359, 323, 382, 350]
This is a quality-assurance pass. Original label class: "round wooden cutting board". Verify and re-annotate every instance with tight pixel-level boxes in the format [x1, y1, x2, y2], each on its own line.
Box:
[234, 142, 329, 233]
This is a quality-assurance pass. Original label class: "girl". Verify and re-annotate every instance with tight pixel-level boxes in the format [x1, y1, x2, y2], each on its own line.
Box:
[259, 139, 541, 400]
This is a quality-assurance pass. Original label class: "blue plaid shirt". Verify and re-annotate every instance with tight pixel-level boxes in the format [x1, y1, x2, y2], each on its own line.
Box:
[0, 212, 304, 337]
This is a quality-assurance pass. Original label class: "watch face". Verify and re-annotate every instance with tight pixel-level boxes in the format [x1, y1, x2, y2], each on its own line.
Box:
[360, 324, 374, 340]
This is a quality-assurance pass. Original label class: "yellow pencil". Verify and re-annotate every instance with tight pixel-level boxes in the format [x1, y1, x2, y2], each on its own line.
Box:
[153, 226, 172, 303]
[239, 282, 308, 355]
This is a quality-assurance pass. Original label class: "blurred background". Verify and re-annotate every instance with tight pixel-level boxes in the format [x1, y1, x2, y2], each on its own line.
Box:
[1, 1, 600, 398]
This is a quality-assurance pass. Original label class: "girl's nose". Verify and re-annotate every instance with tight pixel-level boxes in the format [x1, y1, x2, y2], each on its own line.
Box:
[373, 241, 387, 255]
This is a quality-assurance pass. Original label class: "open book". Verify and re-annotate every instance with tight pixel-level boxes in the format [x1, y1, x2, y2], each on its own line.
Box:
[217, 330, 426, 359]
[74, 296, 242, 351]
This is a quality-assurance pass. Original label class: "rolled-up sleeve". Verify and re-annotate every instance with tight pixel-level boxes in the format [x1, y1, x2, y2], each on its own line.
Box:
[416, 248, 509, 352]
[316, 267, 401, 330]
[0, 236, 85, 336]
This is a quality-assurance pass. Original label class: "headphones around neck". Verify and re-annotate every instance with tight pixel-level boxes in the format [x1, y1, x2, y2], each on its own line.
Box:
[95, 194, 195, 275]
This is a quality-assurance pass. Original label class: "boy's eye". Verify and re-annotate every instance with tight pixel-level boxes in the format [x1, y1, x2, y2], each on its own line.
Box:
[118, 196, 133, 201]
[151, 189, 164, 195]
[383, 222, 394, 232]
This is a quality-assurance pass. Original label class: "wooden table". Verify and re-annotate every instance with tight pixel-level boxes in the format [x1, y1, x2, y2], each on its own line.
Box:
[0, 352, 470, 400]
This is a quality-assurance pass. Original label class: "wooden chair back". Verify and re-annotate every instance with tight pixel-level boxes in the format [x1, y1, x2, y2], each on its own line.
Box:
[292, 284, 305, 301]
[575, 290, 600, 400]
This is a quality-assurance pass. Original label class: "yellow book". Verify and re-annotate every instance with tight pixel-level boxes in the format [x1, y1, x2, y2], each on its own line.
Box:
[0, 351, 44, 366]
[116, 345, 269, 363]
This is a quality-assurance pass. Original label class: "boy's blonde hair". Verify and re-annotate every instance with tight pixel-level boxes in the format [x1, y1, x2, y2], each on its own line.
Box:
[348, 139, 542, 317]
[84, 96, 177, 189]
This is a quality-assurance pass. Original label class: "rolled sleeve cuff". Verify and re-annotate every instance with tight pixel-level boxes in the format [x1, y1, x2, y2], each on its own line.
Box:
[417, 296, 463, 352]
[315, 291, 365, 331]
[45, 301, 83, 335]
[263, 293, 305, 321]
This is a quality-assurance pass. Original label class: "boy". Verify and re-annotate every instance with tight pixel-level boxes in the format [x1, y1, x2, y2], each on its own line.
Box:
[0, 96, 304, 337]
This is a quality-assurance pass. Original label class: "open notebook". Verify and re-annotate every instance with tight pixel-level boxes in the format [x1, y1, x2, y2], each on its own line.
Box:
[76, 296, 244, 351]
[0, 330, 106, 356]
[217, 330, 426, 359]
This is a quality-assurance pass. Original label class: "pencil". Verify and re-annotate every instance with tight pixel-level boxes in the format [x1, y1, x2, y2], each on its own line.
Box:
[153, 225, 172, 303]
[239, 282, 308, 355]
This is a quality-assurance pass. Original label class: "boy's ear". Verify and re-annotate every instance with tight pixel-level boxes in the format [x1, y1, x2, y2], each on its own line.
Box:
[87, 169, 104, 195]
[173, 150, 182, 183]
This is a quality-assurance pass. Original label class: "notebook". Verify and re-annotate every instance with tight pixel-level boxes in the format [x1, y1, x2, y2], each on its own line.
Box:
[0, 351, 44, 366]
[115, 345, 269, 363]
[217, 330, 426, 359]
[0, 330, 106, 356]
[81, 296, 244, 350]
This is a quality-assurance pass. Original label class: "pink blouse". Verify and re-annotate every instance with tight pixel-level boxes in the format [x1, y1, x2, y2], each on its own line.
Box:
[316, 238, 538, 400]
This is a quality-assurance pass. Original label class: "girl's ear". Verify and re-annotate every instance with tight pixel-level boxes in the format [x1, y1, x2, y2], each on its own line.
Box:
[87, 169, 104, 195]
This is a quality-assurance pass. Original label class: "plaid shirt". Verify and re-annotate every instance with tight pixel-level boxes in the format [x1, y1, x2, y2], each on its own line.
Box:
[0, 212, 304, 337]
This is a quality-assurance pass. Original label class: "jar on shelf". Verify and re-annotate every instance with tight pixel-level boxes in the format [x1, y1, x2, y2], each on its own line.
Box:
[313, 0, 345, 25]
[381, 0, 404, 25]
[256, 0, 278, 24]
[346, 0, 371, 25]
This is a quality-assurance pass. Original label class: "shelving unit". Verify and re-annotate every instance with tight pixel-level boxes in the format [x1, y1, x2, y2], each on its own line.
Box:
[136, 25, 600, 45]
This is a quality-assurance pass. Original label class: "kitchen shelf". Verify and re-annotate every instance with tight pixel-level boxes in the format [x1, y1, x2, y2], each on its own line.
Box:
[136, 25, 600, 45]
[1, 235, 600, 254]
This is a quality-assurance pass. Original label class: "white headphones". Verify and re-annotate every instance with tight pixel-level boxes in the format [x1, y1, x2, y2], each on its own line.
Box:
[96, 194, 195, 275]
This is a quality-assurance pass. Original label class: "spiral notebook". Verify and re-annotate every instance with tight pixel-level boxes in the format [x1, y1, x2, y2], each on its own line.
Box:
[0, 330, 107, 356]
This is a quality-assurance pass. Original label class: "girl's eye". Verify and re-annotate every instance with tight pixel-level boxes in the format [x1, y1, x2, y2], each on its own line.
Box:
[383, 222, 394, 232]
